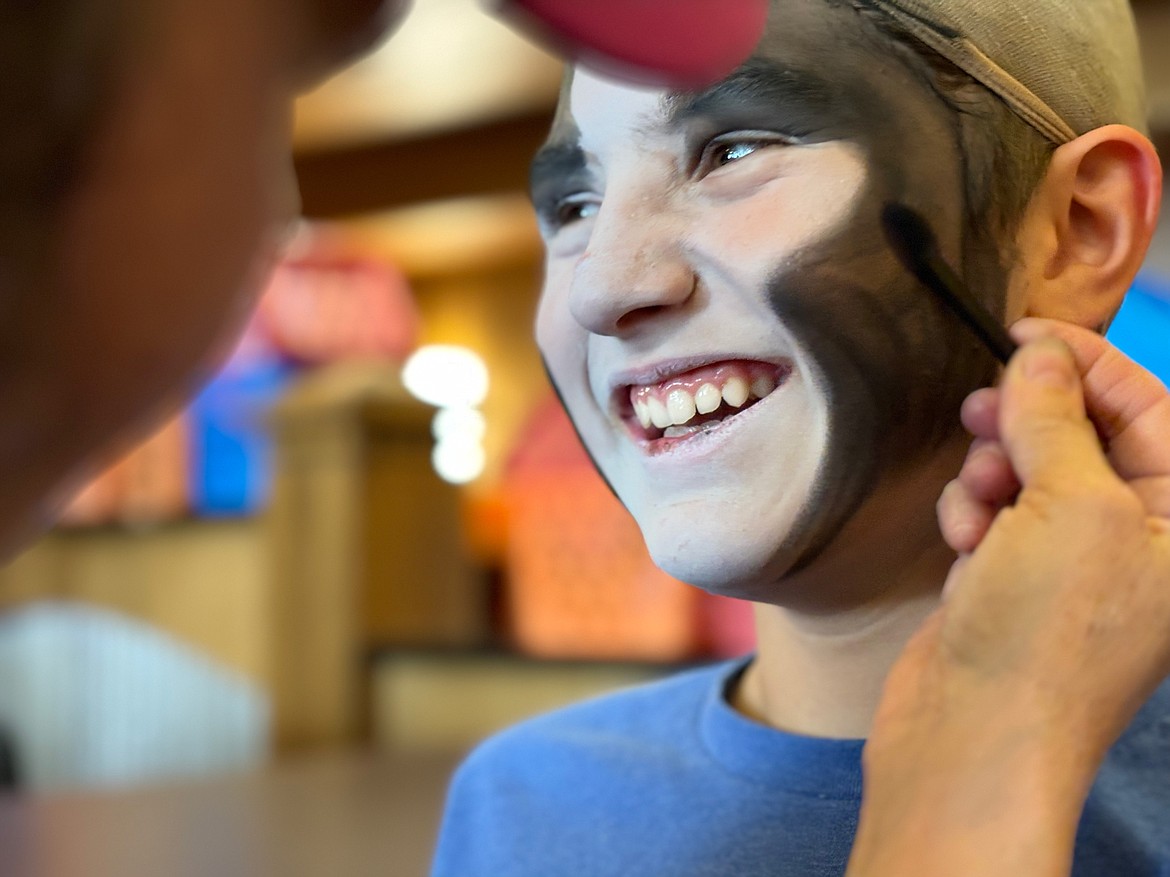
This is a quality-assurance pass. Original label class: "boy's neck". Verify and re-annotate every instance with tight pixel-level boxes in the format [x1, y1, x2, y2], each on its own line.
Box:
[734, 559, 948, 739]
[731, 438, 968, 739]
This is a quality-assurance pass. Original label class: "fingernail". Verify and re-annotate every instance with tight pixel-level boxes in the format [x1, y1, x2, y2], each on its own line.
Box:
[1021, 339, 1075, 390]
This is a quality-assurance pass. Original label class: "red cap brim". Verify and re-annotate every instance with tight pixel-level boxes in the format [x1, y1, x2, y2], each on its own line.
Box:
[491, 0, 768, 89]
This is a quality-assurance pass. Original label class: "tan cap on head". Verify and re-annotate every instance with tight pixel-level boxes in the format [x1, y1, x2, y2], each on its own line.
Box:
[860, 0, 1148, 143]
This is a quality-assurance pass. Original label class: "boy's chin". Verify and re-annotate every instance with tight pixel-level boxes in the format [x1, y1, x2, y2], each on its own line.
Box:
[647, 537, 802, 603]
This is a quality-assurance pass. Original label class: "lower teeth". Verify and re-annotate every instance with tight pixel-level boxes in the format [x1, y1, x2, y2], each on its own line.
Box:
[662, 418, 724, 439]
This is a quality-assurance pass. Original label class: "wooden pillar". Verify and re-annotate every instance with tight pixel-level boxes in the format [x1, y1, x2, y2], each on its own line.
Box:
[267, 362, 486, 749]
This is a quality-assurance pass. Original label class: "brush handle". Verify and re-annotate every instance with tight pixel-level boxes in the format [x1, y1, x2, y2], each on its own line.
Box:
[914, 252, 1018, 365]
[880, 203, 1018, 366]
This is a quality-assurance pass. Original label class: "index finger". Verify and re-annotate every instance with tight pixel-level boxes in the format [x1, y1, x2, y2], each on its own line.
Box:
[997, 338, 1117, 491]
[1011, 318, 1170, 482]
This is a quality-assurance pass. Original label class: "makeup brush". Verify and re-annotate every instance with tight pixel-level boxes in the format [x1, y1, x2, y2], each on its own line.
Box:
[881, 203, 1018, 365]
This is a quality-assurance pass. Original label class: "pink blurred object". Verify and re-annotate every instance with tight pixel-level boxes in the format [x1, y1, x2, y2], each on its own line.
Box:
[493, 0, 768, 88]
[257, 256, 418, 365]
[695, 591, 756, 659]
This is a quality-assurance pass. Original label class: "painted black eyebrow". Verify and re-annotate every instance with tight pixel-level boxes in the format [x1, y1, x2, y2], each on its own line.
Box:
[526, 60, 844, 209]
[528, 140, 588, 206]
[662, 58, 844, 133]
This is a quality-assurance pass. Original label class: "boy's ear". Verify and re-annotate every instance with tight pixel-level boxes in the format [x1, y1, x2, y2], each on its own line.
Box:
[1015, 124, 1162, 329]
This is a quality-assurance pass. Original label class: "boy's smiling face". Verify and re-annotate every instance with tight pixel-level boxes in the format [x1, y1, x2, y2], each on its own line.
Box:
[532, 0, 1004, 602]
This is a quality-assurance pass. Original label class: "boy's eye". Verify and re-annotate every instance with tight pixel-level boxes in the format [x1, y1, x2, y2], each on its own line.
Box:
[540, 193, 600, 233]
[556, 196, 600, 226]
[698, 133, 793, 176]
[712, 141, 761, 167]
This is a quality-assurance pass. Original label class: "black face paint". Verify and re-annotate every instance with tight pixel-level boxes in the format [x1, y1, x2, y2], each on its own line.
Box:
[738, 0, 1002, 575]
[882, 203, 1018, 364]
[664, 59, 864, 147]
[530, 142, 592, 234]
[530, 69, 593, 238]
[532, 0, 1012, 591]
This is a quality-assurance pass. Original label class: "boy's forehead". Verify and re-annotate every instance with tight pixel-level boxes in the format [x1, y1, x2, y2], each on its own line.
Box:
[545, 0, 898, 149]
[567, 74, 669, 149]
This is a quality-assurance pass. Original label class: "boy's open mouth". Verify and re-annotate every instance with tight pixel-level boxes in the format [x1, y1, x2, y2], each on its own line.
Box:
[619, 359, 792, 443]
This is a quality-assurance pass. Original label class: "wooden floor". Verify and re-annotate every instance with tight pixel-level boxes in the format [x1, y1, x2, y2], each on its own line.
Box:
[0, 749, 463, 877]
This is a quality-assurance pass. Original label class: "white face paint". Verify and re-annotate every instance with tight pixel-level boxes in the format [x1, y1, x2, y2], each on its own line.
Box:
[530, 0, 993, 608]
[534, 68, 872, 592]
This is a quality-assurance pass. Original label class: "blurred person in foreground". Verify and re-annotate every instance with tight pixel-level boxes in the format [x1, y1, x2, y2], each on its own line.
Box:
[0, 0, 406, 559]
[432, 1, 1170, 874]
[1, 2, 1168, 875]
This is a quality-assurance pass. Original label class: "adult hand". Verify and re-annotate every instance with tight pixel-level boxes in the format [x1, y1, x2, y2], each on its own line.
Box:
[847, 318, 1170, 877]
[934, 318, 1170, 746]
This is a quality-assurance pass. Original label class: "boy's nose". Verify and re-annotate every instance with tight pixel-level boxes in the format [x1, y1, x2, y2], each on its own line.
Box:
[568, 202, 696, 336]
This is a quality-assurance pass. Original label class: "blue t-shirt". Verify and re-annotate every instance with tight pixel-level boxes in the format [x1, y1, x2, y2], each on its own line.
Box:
[432, 660, 1170, 876]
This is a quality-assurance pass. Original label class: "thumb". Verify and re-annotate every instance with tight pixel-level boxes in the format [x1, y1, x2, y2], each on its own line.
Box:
[999, 337, 1114, 489]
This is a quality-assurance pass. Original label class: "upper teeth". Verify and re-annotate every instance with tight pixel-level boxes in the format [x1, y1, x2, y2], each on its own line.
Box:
[695, 383, 722, 414]
[666, 389, 697, 425]
[632, 373, 777, 431]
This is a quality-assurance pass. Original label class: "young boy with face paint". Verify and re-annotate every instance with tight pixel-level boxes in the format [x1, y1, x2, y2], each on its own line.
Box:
[432, 1, 1170, 874]
[4, 0, 1167, 871]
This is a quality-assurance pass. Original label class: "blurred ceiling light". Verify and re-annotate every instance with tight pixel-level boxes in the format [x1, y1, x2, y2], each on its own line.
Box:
[402, 345, 489, 408]
[433, 439, 487, 485]
[433, 406, 487, 443]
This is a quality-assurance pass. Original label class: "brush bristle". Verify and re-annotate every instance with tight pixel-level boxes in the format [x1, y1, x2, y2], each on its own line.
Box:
[880, 203, 937, 273]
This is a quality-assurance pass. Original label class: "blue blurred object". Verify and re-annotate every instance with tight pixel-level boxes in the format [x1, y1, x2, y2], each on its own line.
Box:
[188, 357, 297, 516]
[1107, 273, 1170, 389]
